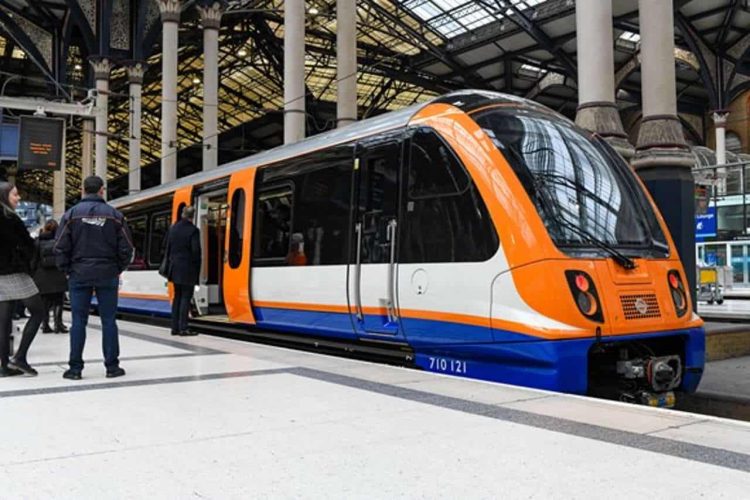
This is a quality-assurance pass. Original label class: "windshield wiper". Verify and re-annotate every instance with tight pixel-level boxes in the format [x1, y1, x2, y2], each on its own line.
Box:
[555, 217, 637, 270]
[532, 178, 637, 270]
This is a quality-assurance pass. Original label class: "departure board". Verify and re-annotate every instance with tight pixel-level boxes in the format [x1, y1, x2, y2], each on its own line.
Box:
[17, 116, 65, 171]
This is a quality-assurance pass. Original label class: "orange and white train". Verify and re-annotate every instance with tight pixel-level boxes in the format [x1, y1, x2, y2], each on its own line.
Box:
[112, 91, 704, 405]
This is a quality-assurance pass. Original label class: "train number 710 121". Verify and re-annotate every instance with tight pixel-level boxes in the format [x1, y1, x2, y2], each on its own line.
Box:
[428, 357, 467, 374]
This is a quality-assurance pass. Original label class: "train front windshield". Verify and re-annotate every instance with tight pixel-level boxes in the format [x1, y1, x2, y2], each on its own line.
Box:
[474, 107, 669, 258]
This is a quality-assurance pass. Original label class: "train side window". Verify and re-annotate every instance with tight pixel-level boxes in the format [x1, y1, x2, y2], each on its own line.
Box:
[253, 186, 293, 265]
[148, 211, 171, 268]
[401, 128, 499, 263]
[126, 216, 148, 271]
[228, 189, 245, 269]
[292, 150, 353, 266]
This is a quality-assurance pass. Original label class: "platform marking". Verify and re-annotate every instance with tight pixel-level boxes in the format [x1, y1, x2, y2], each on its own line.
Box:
[87, 323, 226, 355]
[0, 368, 289, 399]
[31, 352, 217, 368]
[289, 367, 750, 473]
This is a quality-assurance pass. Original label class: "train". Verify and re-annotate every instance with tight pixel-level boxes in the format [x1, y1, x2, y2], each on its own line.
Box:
[111, 90, 705, 406]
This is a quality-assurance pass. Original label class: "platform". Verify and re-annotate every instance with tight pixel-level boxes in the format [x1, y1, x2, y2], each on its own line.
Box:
[1, 316, 749, 496]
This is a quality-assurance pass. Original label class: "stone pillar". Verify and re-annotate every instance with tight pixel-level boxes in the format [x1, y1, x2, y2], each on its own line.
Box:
[713, 111, 730, 196]
[159, 0, 181, 183]
[284, 0, 305, 144]
[90, 57, 110, 192]
[126, 62, 145, 194]
[81, 118, 94, 184]
[574, 0, 633, 158]
[337, 0, 357, 128]
[198, 1, 224, 171]
[634, 0, 697, 301]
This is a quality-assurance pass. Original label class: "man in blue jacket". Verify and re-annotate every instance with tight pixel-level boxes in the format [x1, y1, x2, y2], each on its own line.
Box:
[55, 176, 133, 380]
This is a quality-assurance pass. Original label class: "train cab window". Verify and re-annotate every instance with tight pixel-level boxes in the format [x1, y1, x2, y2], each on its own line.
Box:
[148, 211, 171, 267]
[401, 128, 498, 263]
[127, 216, 148, 270]
[228, 189, 245, 269]
[253, 187, 293, 265]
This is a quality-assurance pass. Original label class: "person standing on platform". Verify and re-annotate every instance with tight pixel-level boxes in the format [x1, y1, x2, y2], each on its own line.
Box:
[165, 206, 201, 336]
[0, 182, 45, 377]
[32, 219, 69, 334]
[54, 176, 134, 380]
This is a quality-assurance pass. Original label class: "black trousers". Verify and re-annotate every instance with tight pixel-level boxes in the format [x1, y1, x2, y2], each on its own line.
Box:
[171, 284, 194, 333]
[0, 294, 45, 366]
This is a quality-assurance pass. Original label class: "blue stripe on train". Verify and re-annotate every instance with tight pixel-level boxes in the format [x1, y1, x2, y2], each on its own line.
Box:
[112, 296, 172, 316]
[115, 298, 705, 394]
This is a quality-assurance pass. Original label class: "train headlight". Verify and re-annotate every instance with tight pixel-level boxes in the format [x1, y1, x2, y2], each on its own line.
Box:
[667, 270, 688, 317]
[565, 270, 604, 323]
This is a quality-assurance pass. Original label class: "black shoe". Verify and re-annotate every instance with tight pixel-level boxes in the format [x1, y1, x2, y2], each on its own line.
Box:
[0, 366, 23, 377]
[106, 367, 126, 378]
[63, 369, 82, 380]
[42, 324, 54, 334]
[8, 358, 38, 376]
[179, 330, 198, 336]
[55, 324, 69, 334]
[170, 330, 180, 336]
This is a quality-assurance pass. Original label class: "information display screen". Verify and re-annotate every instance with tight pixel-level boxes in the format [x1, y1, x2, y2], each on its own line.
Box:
[17, 116, 65, 171]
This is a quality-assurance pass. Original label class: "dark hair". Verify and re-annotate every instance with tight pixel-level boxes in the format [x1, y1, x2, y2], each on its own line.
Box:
[83, 175, 104, 195]
[43, 219, 59, 234]
[0, 181, 16, 216]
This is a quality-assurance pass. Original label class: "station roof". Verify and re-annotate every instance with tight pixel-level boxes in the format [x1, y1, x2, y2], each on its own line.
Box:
[0, 0, 748, 202]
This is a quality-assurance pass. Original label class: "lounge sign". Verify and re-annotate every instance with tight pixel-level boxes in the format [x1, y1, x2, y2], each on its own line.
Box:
[17, 116, 65, 171]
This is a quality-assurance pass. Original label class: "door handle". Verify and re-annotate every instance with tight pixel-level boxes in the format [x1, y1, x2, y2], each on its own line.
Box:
[386, 219, 398, 322]
[354, 222, 364, 320]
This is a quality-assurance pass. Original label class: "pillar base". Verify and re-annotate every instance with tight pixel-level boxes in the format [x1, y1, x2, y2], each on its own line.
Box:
[575, 102, 634, 159]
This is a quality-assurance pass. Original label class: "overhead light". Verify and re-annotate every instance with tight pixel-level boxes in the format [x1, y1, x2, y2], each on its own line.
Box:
[238, 48, 248, 57]
[193, 77, 201, 84]
[74, 64, 82, 71]
[308, 7, 319, 15]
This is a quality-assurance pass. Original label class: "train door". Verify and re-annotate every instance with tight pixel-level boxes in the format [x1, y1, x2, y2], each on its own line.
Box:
[195, 190, 229, 315]
[347, 131, 405, 337]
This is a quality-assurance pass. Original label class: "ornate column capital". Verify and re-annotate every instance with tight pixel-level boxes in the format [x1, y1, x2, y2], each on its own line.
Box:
[712, 110, 730, 128]
[159, 0, 182, 24]
[123, 61, 146, 85]
[88, 56, 111, 81]
[197, 1, 226, 30]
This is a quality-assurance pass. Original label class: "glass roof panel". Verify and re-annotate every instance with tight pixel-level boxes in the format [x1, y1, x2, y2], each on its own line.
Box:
[400, 0, 548, 38]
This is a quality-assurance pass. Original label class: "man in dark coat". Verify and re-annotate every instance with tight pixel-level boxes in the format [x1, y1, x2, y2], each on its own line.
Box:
[54, 176, 134, 380]
[166, 205, 201, 336]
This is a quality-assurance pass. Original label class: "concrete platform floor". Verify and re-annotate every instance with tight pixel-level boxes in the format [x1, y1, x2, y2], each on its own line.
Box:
[1, 316, 749, 498]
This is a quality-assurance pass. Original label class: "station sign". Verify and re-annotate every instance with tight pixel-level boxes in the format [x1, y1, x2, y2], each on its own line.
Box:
[695, 205, 716, 240]
[17, 116, 65, 171]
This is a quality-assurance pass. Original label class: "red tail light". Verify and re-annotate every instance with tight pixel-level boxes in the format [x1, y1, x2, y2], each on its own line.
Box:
[565, 271, 604, 323]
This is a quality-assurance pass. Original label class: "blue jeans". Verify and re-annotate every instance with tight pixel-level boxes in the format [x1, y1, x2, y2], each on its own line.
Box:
[69, 277, 120, 372]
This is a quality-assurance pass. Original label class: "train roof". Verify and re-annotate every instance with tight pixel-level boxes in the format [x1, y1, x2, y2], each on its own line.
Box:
[111, 90, 545, 208]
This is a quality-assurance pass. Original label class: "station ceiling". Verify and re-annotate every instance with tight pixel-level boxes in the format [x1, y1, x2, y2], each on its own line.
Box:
[0, 0, 748, 202]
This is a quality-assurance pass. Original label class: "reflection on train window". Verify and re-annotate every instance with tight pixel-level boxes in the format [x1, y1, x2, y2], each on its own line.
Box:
[293, 155, 352, 265]
[127, 216, 148, 271]
[254, 187, 293, 264]
[228, 189, 245, 269]
[408, 128, 469, 198]
[148, 211, 171, 267]
[401, 128, 498, 263]
[474, 108, 668, 256]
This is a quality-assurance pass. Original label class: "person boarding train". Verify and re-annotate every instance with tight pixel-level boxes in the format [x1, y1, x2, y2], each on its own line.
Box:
[165, 206, 201, 336]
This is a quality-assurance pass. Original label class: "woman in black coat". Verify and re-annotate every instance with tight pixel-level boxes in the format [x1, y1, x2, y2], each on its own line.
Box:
[32, 219, 69, 333]
[0, 182, 45, 376]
